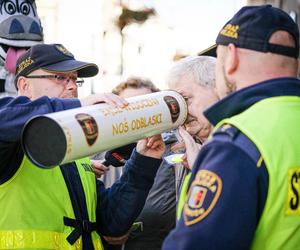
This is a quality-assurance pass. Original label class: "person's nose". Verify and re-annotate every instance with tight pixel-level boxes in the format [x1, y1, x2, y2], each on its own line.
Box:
[66, 79, 78, 90]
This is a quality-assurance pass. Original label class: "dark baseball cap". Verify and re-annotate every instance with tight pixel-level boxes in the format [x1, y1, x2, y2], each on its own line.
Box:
[15, 43, 99, 79]
[199, 5, 299, 58]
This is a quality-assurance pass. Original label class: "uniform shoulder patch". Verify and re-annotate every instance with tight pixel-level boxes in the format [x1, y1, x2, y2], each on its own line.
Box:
[184, 170, 222, 226]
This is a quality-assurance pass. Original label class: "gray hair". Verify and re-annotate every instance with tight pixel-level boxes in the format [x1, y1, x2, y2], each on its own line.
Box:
[167, 56, 216, 88]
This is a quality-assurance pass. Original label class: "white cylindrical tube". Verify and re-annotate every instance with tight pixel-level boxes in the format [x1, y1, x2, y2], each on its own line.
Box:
[22, 90, 187, 168]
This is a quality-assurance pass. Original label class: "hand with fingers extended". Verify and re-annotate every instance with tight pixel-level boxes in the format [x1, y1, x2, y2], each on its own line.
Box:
[80, 93, 128, 108]
[90, 160, 109, 178]
[136, 134, 166, 159]
[178, 126, 201, 169]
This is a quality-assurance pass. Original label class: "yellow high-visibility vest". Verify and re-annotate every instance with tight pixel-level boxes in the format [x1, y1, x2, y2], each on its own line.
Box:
[0, 156, 103, 249]
[220, 96, 300, 250]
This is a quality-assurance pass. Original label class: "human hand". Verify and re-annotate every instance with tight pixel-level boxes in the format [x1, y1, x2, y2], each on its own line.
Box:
[178, 126, 201, 169]
[80, 93, 128, 107]
[103, 232, 130, 245]
[184, 115, 212, 143]
[170, 141, 185, 153]
[90, 160, 109, 178]
[136, 134, 166, 159]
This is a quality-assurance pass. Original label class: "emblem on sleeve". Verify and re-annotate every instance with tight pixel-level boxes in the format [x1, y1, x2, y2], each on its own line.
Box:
[184, 170, 222, 226]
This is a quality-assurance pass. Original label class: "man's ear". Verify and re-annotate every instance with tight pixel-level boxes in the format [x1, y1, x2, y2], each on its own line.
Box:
[224, 43, 239, 75]
[17, 76, 31, 98]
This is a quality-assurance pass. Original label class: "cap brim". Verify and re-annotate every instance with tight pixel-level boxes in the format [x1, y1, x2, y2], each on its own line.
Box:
[41, 59, 99, 77]
[198, 44, 217, 57]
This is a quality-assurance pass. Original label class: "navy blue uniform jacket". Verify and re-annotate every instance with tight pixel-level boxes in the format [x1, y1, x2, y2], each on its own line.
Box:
[163, 77, 300, 250]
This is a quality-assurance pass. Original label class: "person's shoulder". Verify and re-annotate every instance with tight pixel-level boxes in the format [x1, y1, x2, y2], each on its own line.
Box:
[0, 96, 28, 105]
[206, 124, 261, 165]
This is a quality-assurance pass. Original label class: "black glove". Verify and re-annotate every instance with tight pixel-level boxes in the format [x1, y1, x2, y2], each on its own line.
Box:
[103, 143, 136, 167]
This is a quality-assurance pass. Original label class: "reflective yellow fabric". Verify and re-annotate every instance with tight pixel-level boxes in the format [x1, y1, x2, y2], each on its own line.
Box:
[0, 156, 102, 249]
[219, 96, 300, 250]
[176, 172, 192, 221]
[0, 230, 103, 250]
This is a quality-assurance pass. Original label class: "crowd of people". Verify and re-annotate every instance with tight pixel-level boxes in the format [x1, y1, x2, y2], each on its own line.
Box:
[0, 3, 299, 250]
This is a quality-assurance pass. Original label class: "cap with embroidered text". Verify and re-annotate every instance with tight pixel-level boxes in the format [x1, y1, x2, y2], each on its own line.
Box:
[199, 5, 299, 58]
[15, 43, 99, 79]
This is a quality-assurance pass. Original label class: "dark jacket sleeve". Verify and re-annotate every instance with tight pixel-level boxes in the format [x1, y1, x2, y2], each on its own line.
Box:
[0, 96, 81, 181]
[0, 96, 80, 142]
[96, 149, 162, 236]
[162, 128, 268, 250]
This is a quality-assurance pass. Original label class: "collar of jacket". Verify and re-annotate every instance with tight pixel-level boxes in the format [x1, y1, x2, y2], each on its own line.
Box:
[204, 77, 300, 126]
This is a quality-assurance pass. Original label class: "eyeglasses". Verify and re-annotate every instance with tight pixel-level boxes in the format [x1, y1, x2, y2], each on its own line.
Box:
[25, 74, 84, 87]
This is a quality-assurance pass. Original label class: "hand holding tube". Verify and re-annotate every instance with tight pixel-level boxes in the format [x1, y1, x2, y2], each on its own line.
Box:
[136, 134, 166, 159]
[80, 93, 128, 108]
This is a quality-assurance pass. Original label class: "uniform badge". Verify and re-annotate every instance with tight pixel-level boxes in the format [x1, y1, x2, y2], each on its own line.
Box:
[75, 113, 98, 146]
[55, 44, 74, 57]
[184, 170, 222, 226]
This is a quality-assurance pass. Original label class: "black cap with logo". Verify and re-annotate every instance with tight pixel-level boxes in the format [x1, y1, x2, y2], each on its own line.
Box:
[15, 43, 99, 79]
[199, 5, 299, 58]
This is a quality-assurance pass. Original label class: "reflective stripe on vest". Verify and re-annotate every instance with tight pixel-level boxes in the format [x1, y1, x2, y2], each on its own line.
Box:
[218, 96, 300, 250]
[176, 172, 192, 221]
[0, 230, 103, 249]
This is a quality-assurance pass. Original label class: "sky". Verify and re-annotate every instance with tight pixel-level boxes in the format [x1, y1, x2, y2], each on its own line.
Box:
[148, 0, 247, 53]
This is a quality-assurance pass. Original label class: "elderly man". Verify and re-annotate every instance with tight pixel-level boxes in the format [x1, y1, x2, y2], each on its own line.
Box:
[0, 43, 165, 250]
[167, 55, 218, 144]
[166, 55, 218, 220]
[163, 5, 300, 250]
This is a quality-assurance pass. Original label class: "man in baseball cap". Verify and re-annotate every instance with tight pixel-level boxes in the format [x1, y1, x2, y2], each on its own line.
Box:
[15, 43, 98, 98]
[164, 5, 300, 250]
[198, 4, 299, 59]
[0, 42, 165, 249]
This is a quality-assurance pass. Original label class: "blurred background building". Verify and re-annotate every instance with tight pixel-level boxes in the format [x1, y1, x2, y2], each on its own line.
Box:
[35, 0, 298, 96]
